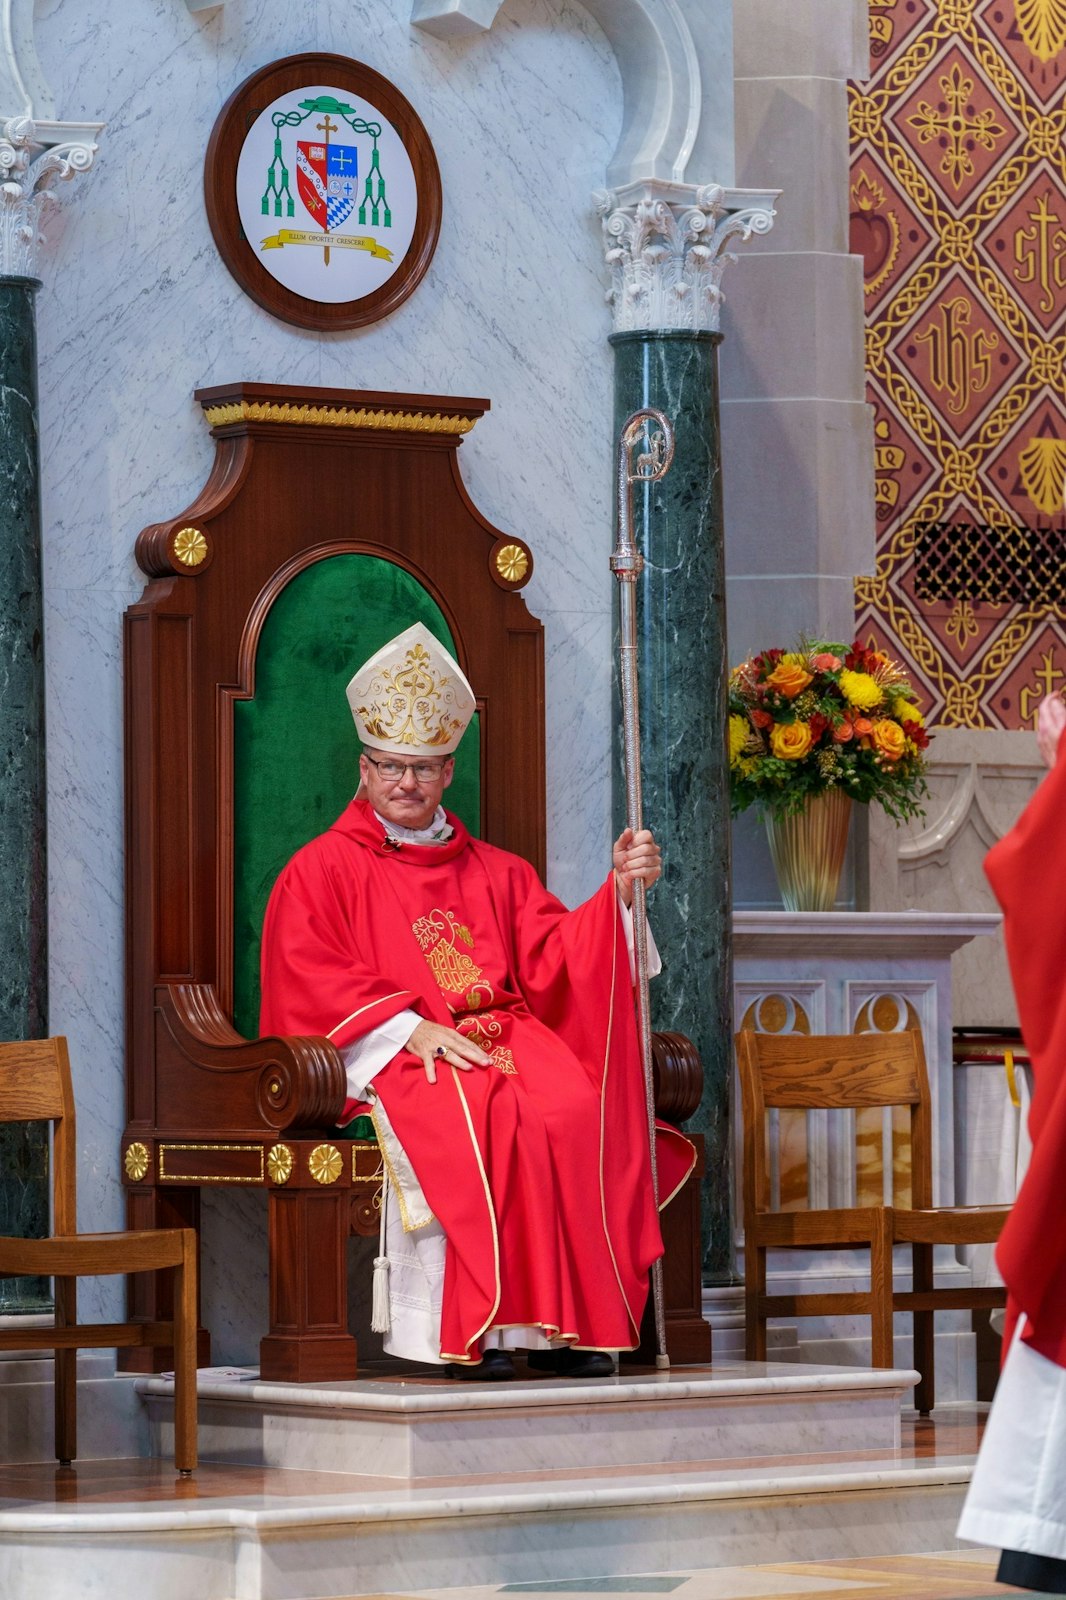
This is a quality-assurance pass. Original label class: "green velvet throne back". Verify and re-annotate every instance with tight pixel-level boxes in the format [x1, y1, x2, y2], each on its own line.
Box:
[232, 553, 481, 1040]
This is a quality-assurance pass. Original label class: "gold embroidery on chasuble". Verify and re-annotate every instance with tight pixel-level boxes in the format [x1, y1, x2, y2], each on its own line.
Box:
[411, 908, 513, 1067]
[412, 908, 496, 1011]
[457, 1013, 517, 1076]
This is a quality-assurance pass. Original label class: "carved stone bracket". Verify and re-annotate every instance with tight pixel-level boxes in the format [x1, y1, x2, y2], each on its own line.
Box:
[596, 179, 777, 334]
[0, 116, 102, 278]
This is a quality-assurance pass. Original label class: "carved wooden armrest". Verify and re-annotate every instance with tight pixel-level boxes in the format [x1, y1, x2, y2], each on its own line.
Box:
[651, 1031, 702, 1127]
[154, 983, 347, 1132]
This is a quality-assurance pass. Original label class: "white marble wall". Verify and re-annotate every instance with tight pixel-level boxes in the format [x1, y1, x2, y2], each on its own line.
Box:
[32, 0, 626, 1333]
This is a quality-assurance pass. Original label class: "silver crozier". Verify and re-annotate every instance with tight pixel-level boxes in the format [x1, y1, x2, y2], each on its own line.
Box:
[610, 407, 676, 1371]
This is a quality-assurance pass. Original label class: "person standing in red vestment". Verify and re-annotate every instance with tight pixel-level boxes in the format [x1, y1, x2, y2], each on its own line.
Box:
[957, 692, 1066, 1587]
[260, 624, 696, 1380]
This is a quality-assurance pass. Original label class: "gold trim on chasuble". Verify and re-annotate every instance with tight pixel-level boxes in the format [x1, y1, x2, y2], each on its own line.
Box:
[597, 906, 642, 1347]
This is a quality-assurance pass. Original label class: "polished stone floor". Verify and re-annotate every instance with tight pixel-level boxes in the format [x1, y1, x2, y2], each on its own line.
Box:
[302, 1549, 1013, 1600]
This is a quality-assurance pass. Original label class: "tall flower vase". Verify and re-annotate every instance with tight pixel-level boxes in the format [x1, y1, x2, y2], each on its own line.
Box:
[765, 789, 853, 912]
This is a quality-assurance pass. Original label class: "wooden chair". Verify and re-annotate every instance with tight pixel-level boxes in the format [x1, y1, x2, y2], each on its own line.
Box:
[0, 1038, 197, 1471]
[122, 382, 710, 1382]
[735, 1028, 1008, 1414]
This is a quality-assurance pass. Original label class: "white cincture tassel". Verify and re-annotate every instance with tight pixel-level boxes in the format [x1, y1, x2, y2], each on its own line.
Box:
[371, 1168, 391, 1335]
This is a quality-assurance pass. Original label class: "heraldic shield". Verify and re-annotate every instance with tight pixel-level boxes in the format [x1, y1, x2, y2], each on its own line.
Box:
[296, 139, 360, 233]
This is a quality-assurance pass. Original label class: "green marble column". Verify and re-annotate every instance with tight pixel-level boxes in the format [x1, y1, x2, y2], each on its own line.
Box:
[0, 276, 50, 1310]
[610, 329, 733, 1279]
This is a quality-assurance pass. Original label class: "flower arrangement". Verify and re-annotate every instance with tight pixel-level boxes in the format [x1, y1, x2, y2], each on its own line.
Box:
[728, 639, 931, 823]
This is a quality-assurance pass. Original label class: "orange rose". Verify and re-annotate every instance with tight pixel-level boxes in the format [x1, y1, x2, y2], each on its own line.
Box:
[770, 721, 814, 761]
[811, 653, 842, 672]
[831, 720, 854, 743]
[871, 719, 906, 761]
[852, 716, 874, 736]
[766, 660, 813, 699]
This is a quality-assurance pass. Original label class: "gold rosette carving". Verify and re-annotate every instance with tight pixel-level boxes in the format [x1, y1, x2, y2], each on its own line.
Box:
[172, 526, 208, 568]
[308, 1143, 343, 1185]
[495, 542, 530, 583]
[124, 1142, 150, 1182]
[267, 1143, 294, 1185]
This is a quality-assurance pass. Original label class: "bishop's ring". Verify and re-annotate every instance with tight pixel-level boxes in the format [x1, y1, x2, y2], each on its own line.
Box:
[434, 1045, 447, 1058]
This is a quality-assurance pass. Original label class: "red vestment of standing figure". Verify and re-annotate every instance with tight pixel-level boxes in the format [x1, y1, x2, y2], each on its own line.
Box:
[260, 799, 696, 1361]
[985, 746, 1066, 1368]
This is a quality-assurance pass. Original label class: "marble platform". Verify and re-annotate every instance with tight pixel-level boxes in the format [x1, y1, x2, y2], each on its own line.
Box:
[0, 1360, 986, 1599]
[139, 1360, 916, 1480]
[0, 1443, 978, 1600]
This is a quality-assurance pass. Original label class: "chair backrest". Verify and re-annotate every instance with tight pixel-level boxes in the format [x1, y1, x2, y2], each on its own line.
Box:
[125, 383, 546, 1143]
[0, 1038, 75, 1233]
[230, 551, 482, 1037]
[735, 1029, 933, 1216]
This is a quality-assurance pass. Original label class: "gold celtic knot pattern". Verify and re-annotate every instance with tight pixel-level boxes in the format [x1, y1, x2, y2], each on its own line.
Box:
[851, 0, 1066, 729]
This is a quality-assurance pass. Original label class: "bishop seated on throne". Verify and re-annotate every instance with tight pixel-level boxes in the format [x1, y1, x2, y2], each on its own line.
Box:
[260, 623, 696, 1380]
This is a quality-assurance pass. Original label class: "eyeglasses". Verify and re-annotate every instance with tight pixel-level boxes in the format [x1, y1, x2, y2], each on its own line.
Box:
[363, 754, 450, 783]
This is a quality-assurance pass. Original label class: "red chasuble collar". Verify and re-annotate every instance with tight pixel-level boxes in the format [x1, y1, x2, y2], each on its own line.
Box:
[329, 797, 472, 865]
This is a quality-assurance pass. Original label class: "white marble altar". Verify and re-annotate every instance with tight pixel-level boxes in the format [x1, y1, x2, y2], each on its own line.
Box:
[731, 910, 1001, 1395]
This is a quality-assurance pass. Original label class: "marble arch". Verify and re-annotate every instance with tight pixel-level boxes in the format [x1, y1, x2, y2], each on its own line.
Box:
[410, 0, 720, 188]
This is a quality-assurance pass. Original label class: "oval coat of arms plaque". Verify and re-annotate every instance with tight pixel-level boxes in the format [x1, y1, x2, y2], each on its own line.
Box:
[205, 53, 442, 331]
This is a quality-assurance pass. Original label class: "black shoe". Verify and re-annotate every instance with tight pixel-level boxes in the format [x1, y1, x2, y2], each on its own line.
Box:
[526, 1347, 616, 1378]
[445, 1349, 515, 1381]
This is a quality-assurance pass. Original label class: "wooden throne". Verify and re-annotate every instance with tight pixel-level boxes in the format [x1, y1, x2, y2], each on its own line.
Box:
[122, 382, 710, 1381]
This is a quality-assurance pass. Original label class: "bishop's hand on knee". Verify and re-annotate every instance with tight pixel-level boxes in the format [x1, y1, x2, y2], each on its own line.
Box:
[405, 1020, 493, 1084]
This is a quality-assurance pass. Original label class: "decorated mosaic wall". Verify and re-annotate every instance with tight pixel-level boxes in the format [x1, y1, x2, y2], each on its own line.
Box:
[850, 0, 1066, 728]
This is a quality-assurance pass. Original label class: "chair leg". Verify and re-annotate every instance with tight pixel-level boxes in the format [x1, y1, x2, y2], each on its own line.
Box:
[870, 1214, 894, 1368]
[54, 1277, 77, 1466]
[912, 1242, 935, 1416]
[745, 1238, 768, 1362]
[172, 1232, 198, 1474]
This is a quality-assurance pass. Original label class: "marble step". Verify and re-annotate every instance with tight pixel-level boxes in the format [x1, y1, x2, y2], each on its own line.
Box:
[0, 1448, 976, 1600]
[139, 1359, 919, 1480]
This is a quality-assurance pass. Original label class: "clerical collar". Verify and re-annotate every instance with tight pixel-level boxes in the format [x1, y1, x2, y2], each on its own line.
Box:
[374, 806, 454, 846]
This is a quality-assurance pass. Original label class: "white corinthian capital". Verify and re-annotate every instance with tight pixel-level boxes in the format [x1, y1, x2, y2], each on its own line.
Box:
[596, 180, 777, 335]
[0, 116, 103, 279]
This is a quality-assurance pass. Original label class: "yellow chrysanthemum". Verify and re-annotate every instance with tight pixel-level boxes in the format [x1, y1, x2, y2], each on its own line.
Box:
[728, 714, 748, 767]
[839, 669, 883, 710]
[893, 698, 923, 727]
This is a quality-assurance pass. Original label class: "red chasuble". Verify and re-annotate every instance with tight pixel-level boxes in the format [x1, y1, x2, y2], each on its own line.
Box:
[260, 799, 696, 1361]
[985, 748, 1066, 1368]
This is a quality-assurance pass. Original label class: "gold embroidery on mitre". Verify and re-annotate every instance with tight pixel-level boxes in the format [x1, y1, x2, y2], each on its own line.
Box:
[358, 641, 464, 749]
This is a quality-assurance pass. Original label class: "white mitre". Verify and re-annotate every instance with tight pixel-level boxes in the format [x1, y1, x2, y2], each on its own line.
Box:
[346, 623, 475, 757]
